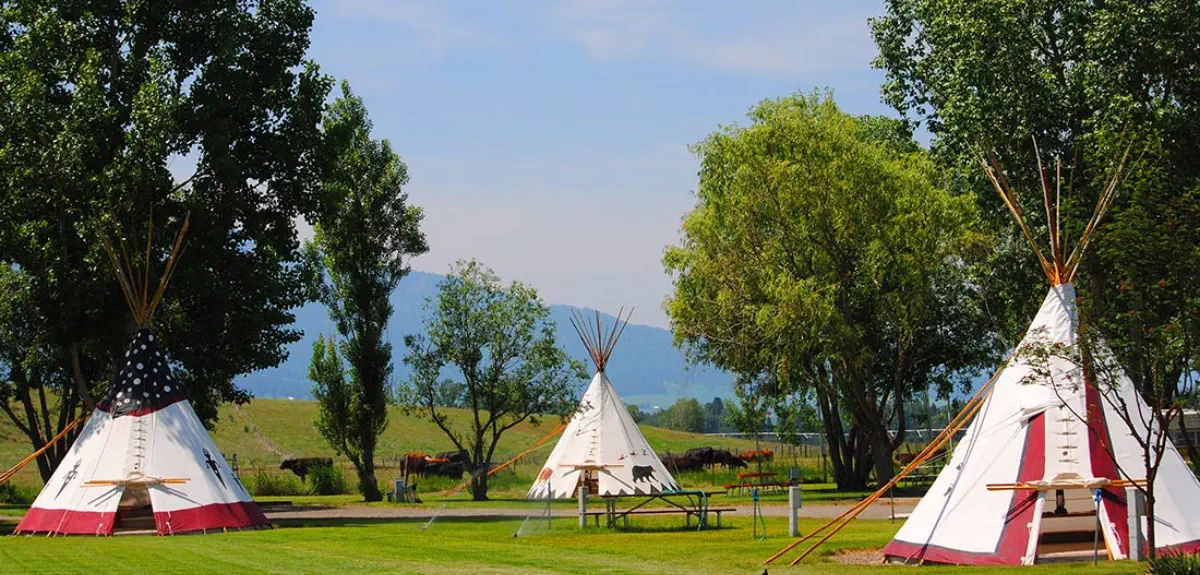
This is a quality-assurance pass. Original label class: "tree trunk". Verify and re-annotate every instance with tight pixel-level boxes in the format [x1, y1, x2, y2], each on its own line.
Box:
[1145, 490, 1156, 560]
[358, 448, 382, 502]
[871, 427, 896, 486]
[470, 466, 489, 501]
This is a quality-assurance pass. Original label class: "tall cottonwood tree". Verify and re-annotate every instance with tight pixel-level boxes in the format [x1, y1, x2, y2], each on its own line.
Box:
[0, 0, 331, 481]
[306, 83, 427, 502]
[664, 93, 996, 488]
[872, 0, 1200, 464]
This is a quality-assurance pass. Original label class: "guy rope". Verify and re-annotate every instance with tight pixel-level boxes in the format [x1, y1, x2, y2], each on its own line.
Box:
[763, 351, 1013, 566]
[440, 421, 568, 496]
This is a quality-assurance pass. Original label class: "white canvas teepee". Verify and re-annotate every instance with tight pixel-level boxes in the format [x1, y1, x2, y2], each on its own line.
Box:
[528, 310, 680, 499]
[883, 151, 1200, 564]
[16, 217, 268, 536]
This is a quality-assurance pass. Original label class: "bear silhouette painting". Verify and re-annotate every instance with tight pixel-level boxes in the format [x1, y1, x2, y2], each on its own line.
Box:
[631, 465, 656, 483]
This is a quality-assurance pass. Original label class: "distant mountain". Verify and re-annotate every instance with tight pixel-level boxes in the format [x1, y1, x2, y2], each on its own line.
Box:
[237, 271, 733, 407]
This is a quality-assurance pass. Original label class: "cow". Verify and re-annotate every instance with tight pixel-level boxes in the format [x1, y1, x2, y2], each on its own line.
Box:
[712, 450, 748, 469]
[280, 457, 333, 483]
[422, 461, 464, 478]
[436, 449, 469, 464]
[631, 465, 656, 483]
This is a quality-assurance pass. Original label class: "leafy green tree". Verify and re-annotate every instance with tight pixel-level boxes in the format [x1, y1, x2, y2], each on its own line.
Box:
[656, 398, 706, 433]
[401, 260, 585, 501]
[305, 83, 427, 502]
[627, 404, 648, 424]
[0, 0, 331, 480]
[664, 92, 995, 488]
[872, 0, 1200, 469]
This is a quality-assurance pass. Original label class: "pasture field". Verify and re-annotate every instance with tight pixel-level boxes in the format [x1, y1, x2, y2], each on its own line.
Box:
[0, 512, 1142, 575]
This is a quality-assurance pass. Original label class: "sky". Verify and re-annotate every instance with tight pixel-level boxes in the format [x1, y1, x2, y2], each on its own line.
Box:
[302, 0, 897, 328]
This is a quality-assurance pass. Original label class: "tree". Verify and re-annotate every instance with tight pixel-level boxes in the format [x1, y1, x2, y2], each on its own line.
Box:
[401, 261, 585, 501]
[627, 404, 648, 424]
[305, 83, 427, 502]
[872, 0, 1200, 468]
[664, 92, 996, 488]
[656, 398, 706, 433]
[0, 0, 332, 481]
[1018, 327, 1197, 559]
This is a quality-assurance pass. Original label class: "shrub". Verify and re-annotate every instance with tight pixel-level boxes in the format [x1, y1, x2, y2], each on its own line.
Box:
[245, 469, 307, 497]
[308, 465, 349, 496]
[1150, 552, 1200, 575]
[0, 482, 36, 505]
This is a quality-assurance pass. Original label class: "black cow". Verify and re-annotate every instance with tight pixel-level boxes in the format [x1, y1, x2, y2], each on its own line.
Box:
[712, 449, 748, 469]
[631, 465, 656, 483]
[422, 461, 464, 478]
[435, 449, 469, 464]
[280, 457, 333, 482]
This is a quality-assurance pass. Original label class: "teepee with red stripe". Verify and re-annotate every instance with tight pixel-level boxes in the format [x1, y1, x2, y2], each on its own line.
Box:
[883, 149, 1200, 564]
[16, 216, 268, 536]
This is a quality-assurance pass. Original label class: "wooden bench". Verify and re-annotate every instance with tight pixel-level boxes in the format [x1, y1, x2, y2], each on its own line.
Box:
[583, 507, 737, 528]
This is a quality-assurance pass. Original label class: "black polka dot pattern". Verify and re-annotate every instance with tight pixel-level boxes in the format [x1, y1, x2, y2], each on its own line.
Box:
[97, 329, 186, 417]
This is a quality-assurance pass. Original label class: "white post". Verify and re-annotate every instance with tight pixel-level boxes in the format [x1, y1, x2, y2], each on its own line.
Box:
[1126, 487, 1145, 561]
[789, 485, 803, 537]
[578, 486, 588, 528]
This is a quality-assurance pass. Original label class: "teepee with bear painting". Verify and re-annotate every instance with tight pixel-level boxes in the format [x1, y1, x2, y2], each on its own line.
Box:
[16, 216, 269, 536]
[528, 309, 680, 499]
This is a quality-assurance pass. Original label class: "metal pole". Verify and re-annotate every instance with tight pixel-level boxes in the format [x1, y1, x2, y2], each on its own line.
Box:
[578, 486, 588, 528]
[1093, 489, 1102, 566]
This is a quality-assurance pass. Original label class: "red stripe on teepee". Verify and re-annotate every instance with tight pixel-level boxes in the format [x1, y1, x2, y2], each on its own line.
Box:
[1085, 376, 1130, 556]
[14, 507, 115, 535]
[154, 501, 269, 535]
[883, 413, 1045, 565]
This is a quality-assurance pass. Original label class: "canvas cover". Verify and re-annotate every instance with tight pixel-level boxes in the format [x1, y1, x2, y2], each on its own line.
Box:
[16, 329, 267, 535]
[883, 284, 1200, 564]
[528, 372, 680, 499]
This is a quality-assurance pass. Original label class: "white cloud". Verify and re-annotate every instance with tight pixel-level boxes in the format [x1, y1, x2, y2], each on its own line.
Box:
[321, 0, 485, 58]
[545, 0, 880, 75]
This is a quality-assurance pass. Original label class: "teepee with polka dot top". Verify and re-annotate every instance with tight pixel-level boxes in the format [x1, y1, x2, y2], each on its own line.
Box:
[16, 215, 268, 536]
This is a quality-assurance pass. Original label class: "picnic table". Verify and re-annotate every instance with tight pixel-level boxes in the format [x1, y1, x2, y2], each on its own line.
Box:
[724, 472, 791, 496]
[590, 489, 733, 529]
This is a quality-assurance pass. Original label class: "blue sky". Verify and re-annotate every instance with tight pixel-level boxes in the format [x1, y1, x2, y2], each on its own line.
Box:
[303, 0, 897, 328]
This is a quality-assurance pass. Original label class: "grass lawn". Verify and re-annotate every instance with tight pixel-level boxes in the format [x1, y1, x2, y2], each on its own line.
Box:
[0, 513, 1142, 575]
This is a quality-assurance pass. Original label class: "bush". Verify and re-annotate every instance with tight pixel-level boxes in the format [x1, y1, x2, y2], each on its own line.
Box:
[245, 469, 307, 497]
[308, 465, 349, 496]
[0, 482, 36, 505]
[1150, 552, 1200, 575]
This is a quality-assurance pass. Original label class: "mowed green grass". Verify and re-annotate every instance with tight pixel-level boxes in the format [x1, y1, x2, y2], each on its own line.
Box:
[0, 515, 1141, 575]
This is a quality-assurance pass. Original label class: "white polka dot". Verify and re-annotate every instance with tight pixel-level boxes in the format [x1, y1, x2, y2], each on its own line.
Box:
[117, 392, 124, 398]
[164, 386, 171, 392]
[155, 352, 161, 357]
[155, 394, 161, 398]
[143, 393, 149, 398]
[152, 368, 157, 373]
[148, 334, 154, 342]
[126, 361, 131, 366]
[136, 363, 143, 370]
[140, 344, 146, 350]
[133, 378, 141, 385]
[125, 351, 130, 357]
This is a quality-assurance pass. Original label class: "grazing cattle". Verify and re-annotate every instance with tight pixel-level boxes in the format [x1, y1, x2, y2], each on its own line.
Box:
[403, 452, 430, 478]
[711, 450, 748, 469]
[423, 461, 464, 478]
[631, 465, 656, 483]
[280, 457, 333, 482]
[436, 450, 469, 464]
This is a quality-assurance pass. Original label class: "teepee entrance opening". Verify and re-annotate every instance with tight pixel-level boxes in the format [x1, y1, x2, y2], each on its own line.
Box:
[1035, 488, 1104, 561]
[115, 485, 155, 532]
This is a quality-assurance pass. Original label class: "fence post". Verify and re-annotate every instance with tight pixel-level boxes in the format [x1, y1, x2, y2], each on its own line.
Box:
[1126, 487, 1145, 561]
[789, 485, 803, 537]
[578, 486, 588, 528]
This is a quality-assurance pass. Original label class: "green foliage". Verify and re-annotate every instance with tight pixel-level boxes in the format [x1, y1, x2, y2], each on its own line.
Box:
[0, 481, 35, 504]
[1150, 552, 1200, 575]
[245, 469, 307, 498]
[306, 82, 427, 503]
[664, 92, 994, 489]
[400, 260, 587, 500]
[0, 0, 333, 480]
[627, 404, 648, 423]
[307, 464, 350, 496]
[650, 398, 706, 433]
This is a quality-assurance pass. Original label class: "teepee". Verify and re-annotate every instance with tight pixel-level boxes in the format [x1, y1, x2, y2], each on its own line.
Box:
[16, 216, 269, 536]
[882, 150, 1200, 564]
[528, 309, 680, 499]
